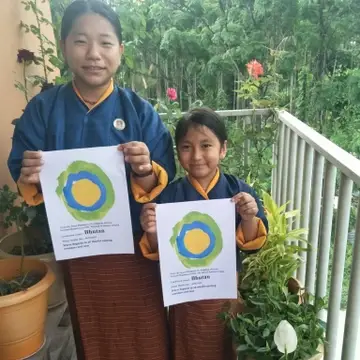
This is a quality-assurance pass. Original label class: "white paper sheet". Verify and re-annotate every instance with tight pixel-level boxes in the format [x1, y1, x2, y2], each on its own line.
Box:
[156, 198, 237, 306]
[40, 146, 134, 260]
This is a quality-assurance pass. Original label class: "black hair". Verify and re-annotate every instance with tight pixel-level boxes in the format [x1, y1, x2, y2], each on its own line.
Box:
[61, 0, 122, 43]
[175, 107, 227, 147]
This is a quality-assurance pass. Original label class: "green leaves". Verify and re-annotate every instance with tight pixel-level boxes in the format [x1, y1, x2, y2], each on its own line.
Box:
[222, 193, 326, 359]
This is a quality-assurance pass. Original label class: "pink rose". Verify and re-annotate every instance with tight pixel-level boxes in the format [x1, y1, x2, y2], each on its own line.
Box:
[166, 88, 177, 101]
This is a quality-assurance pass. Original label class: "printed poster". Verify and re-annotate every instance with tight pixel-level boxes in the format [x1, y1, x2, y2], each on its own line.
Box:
[156, 199, 237, 306]
[40, 146, 134, 261]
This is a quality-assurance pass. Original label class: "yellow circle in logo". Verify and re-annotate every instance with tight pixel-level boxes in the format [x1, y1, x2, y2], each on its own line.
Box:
[184, 228, 211, 255]
[71, 179, 101, 207]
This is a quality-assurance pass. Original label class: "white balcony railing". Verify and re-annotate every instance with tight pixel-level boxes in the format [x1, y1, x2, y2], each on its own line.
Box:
[273, 110, 360, 360]
[215, 109, 360, 360]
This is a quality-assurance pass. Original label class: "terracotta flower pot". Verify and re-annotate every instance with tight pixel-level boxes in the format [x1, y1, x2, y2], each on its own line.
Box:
[0, 231, 66, 308]
[0, 257, 55, 360]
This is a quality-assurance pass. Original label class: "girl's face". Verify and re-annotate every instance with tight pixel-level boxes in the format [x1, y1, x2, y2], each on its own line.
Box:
[177, 126, 227, 184]
[61, 13, 124, 88]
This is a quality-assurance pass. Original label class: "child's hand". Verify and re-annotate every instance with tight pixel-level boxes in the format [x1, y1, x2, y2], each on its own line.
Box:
[118, 141, 153, 176]
[232, 192, 258, 221]
[140, 203, 157, 234]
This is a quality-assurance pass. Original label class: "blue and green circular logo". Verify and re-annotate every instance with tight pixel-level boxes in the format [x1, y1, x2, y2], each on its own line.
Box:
[170, 211, 223, 268]
[56, 161, 115, 221]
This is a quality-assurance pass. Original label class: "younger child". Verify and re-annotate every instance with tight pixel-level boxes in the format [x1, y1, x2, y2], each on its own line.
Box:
[139, 107, 268, 360]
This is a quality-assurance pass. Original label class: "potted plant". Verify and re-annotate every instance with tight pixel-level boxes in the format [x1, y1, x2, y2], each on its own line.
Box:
[0, 202, 55, 360]
[222, 192, 325, 360]
[0, 185, 66, 308]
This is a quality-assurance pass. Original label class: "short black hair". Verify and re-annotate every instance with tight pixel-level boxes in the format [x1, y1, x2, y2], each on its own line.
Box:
[61, 0, 122, 43]
[175, 107, 227, 147]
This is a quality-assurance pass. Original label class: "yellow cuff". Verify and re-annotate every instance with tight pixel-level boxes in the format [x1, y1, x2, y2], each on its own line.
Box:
[131, 161, 168, 203]
[236, 217, 267, 251]
[17, 181, 44, 206]
[139, 233, 159, 261]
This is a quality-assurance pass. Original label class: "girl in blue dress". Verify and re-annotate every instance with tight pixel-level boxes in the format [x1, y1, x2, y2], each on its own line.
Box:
[8, 1, 175, 359]
[140, 107, 268, 360]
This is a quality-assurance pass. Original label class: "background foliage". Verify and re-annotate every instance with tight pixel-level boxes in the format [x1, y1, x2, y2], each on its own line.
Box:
[49, 0, 360, 157]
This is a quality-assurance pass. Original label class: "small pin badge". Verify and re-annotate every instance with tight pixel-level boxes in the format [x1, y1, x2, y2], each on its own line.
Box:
[113, 118, 126, 131]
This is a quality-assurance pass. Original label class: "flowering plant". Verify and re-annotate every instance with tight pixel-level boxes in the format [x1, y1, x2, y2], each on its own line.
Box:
[221, 193, 325, 360]
[154, 87, 182, 137]
[13, 0, 59, 118]
[246, 60, 264, 79]
[154, 88, 204, 136]
[17, 49, 36, 64]
[15, 49, 36, 103]
[166, 88, 177, 101]
[237, 58, 283, 109]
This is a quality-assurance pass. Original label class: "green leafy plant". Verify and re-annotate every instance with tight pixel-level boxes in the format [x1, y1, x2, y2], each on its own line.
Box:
[240, 192, 307, 289]
[0, 186, 53, 257]
[222, 193, 326, 360]
[221, 110, 277, 195]
[228, 285, 325, 360]
[0, 185, 22, 229]
[12, 0, 61, 126]
[0, 187, 43, 296]
[220, 59, 280, 194]
[20, 0, 61, 87]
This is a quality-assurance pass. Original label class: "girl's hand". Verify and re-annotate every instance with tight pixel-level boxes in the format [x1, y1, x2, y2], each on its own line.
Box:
[19, 151, 43, 185]
[140, 203, 157, 234]
[232, 192, 258, 221]
[118, 142, 153, 176]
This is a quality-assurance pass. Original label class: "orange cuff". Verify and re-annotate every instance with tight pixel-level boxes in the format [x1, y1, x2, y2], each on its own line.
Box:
[236, 217, 267, 251]
[17, 182, 44, 206]
[139, 233, 159, 261]
[131, 161, 168, 203]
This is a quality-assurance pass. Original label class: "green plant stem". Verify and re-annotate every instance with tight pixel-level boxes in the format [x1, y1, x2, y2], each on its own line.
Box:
[20, 232, 24, 276]
[34, 0, 48, 82]
[23, 62, 29, 103]
[15, 213, 25, 276]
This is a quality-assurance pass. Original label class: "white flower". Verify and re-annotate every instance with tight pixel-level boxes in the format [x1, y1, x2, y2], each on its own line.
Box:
[274, 320, 298, 354]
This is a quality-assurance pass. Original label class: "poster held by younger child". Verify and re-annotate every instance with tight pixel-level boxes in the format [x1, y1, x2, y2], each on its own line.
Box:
[156, 198, 237, 306]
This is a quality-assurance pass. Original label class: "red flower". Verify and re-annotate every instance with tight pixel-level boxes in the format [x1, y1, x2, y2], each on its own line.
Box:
[166, 88, 177, 101]
[17, 49, 36, 63]
[246, 60, 264, 79]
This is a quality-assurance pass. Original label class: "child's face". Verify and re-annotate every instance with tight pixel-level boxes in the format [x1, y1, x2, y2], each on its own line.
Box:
[61, 13, 124, 88]
[177, 126, 227, 181]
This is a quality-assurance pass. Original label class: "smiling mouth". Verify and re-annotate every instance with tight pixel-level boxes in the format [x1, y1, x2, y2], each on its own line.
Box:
[82, 66, 105, 72]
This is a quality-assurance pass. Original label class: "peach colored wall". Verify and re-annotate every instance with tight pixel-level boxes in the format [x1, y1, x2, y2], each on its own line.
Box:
[0, 0, 58, 188]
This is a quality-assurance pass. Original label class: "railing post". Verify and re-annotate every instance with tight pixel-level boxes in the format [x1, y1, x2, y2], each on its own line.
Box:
[315, 163, 337, 310]
[325, 174, 353, 360]
[294, 139, 305, 231]
[276, 122, 285, 206]
[243, 116, 251, 167]
[305, 152, 325, 295]
[286, 131, 297, 231]
[297, 143, 314, 284]
[341, 200, 360, 360]
[280, 126, 291, 206]
[271, 143, 277, 200]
